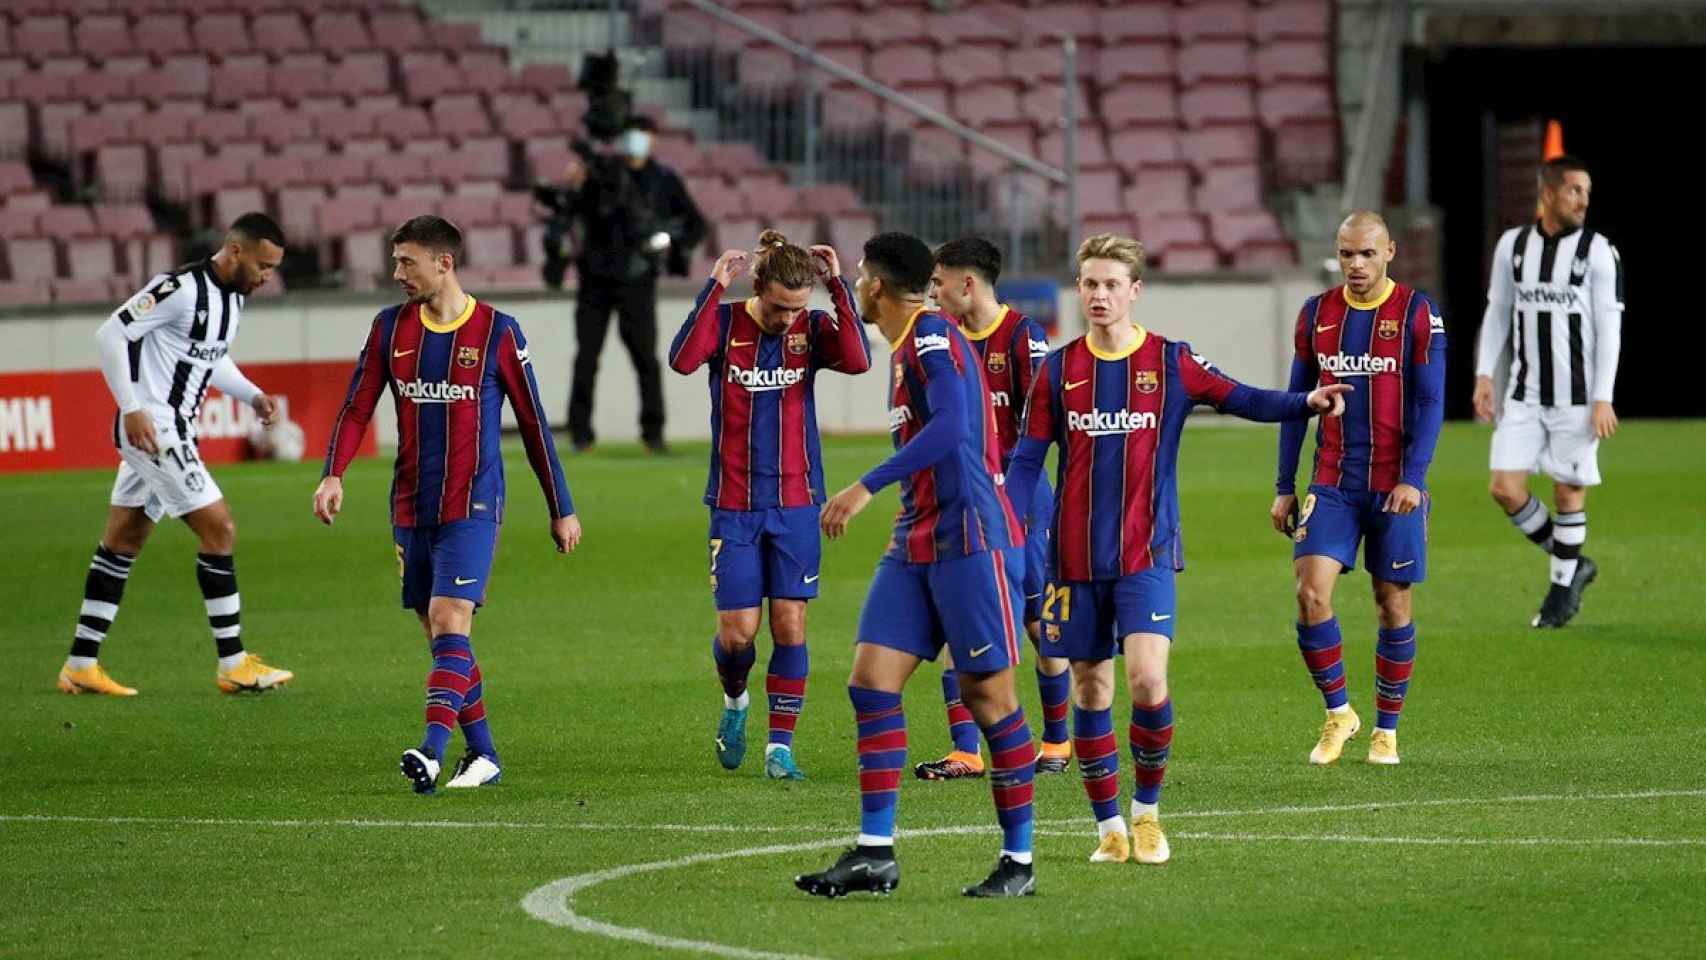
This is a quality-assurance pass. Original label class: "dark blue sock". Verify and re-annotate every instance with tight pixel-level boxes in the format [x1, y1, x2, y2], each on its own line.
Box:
[940, 671, 980, 754]
[711, 636, 756, 699]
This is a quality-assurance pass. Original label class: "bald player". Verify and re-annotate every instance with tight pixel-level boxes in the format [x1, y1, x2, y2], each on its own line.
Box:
[1271, 212, 1447, 767]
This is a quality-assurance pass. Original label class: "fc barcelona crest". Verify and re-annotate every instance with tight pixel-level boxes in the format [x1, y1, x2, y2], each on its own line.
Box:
[456, 345, 481, 368]
[1134, 369, 1159, 394]
[987, 351, 1008, 373]
[787, 332, 808, 356]
[1377, 316, 1400, 341]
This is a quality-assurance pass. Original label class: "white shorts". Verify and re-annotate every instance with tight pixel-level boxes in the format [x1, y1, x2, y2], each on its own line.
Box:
[1489, 401, 1601, 486]
[110, 416, 224, 521]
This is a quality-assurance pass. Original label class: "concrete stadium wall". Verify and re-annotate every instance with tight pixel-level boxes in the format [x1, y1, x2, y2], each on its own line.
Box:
[2, 275, 1321, 455]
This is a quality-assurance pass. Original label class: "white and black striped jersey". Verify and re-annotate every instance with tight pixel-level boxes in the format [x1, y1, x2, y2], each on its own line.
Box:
[111, 259, 246, 439]
[1477, 222, 1624, 407]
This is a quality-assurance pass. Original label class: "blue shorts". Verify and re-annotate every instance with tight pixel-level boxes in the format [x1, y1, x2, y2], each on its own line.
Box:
[1021, 476, 1053, 624]
[708, 506, 822, 611]
[394, 520, 500, 616]
[857, 547, 1025, 675]
[1292, 484, 1429, 583]
[1040, 565, 1177, 662]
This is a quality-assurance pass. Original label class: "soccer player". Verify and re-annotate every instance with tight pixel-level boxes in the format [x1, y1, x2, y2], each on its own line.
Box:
[918, 237, 1072, 780]
[1004, 233, 1348, 866]
[793, 232, 1037, 899]
[58, 213, 294, 697]
[667, 229, 871, 780]
[1271, 211, 1446, 768]
[1473, 155, 1623, 628]
[313, 216, 581, 794]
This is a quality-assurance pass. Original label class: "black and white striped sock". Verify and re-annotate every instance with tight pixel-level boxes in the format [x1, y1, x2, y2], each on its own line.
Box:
[66, 545, 135, 669]
[196, 553, 245, 667]
[1507, 495, 1554, 552]
[1550, 512, 1587, 586]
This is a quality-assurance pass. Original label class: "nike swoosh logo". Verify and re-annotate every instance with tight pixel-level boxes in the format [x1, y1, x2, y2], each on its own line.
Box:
[393, 349, 415, 358]
[803, 574, 819, 584]
[1391, 560, 1415, 569]
[730, 339, 754, 347]
[454, 577, 479, 585]
[1150, 613, 1171, 622]
[968, 644, 993, 657]
[849, 864, 869, 873]
[1064, 379, 1089, 391]
[1316, 325, 1337, 333]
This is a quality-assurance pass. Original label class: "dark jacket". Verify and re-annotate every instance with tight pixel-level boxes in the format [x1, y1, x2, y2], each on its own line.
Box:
[543, 158, 707, 284]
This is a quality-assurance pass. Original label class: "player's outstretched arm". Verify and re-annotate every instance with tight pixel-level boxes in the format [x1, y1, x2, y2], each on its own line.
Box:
[1589, 239, 1624, 439]
[210, 355, 274, 426]
[811, 248, 873, 375]
[1178, 346, 1348, 422]
[495, 321, 577, 542]
[667, 252, 742, 374]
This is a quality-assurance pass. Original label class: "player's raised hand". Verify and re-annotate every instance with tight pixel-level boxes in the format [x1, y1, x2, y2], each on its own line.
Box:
[1472, 376, 1496, 423]
[808, 245, 841, 280]
[252, 393, 277, 427]
[1383, 483, 1423, 515]
[312, 476, 343, 526]
[552, 514, 582, 554]
[1270, 494, 1298, 535]
[821, 481, 873, 540]
[122, 410, 159, 456]
[711, 249, 749, 288]
[1593, 400, 1618, 439]
[1306, 382, 1353, 416]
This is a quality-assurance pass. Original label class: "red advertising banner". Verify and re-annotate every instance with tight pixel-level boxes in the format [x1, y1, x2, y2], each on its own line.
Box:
[0, 361, 377, 473]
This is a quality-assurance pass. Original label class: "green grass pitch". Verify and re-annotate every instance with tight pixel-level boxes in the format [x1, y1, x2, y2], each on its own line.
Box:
[4, 420, 1704, 958]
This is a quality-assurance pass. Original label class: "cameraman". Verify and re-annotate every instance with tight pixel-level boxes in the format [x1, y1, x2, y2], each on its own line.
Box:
[538, 116, 706, 454]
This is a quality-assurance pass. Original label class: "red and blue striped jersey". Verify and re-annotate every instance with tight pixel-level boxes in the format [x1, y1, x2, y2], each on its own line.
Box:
[323, 297, 574, 527]
[860, 309, 1025, 564]
[667, 275, 872, 510]
[1276, 281, 1446, 494]
[958, 305, 1050, 461]
[1008, 329, 1314, 582]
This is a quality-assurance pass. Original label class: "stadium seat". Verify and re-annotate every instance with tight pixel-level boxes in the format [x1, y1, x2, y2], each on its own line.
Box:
[1258, 82, 1335, 129]
[155, 142, 206, 200]
[331, 52, 392, 97]
[190, 111, 248, 145]
[276, 184, 328, 242]
[154, 54, 213, 101]
[518, 64, 574, 97]
[133, 13, 194, 57]
[94, 144, 148, 201]
[440, 194, 498, 229]
[52, 278, 114, 304]
[1090, 42, 1175, 86]
[1193, 163, 1264, 213]
[67, 112, 132, 158]
[0, 161, 33, 195]
[66, 236, 117, 280]
[374, 107, 433, 144]
[1100, 82, 1180, 129]
[869, 44, 939, 88]
[315, 110, 375, 142]
[1175, 0, 1254, 43]
[857, 8, 928, 48]
[38, 204, 96, 240]
[0, 103, 26, 157]
[740, 182, 798, 220]
[702, 141, 769, 176]
[797, 183, 863, 216]
[191, 12, 254, 56]
[1039, 126, 1111, 170]
[92, 204, 156, 238]
[1180, 82, 1258, 128]
[1232, 239, 1298, 271]
[1254, 0, 1334, 43]
[1095, 3, 1174, 44]
[1124, 169, 1196, 218]
[1272, 117, 1340, 186]
[273, 52, 336, 102]
[0, 281, 52, 306]
[463, 225, 516, 267]
[1255, 40, 1332, 85]
[16, 16, 74, 61]
[1209, 208, 1288, 253]
[430, 94, 493, 140]
[308, 12, 375, 56]
[1081, 212, 1139, 240]
[0, 205, 40, 239]
[340, 229, 388, 289]
[250, 11, 315, 56]
[370, 10, 432, 54]
[692, 181, 748, 221]
[70, 70, 134, 104]
[1179, 41, 1255, 87]
[211, 186, 265, 230]
[74, 14, 132, 59]
[5, 237, 58, 280]
[1160, 244, 1220, 273]
[1179, 125, 1261, 171]
[211, 55, 271, 108]
[942, 46, 1010, 91]
[1076, 167, 1126, 215]
[825, 213, 877, 258]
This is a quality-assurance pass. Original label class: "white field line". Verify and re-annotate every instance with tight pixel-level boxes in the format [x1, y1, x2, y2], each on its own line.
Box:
[7, 787, 1703, 835]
